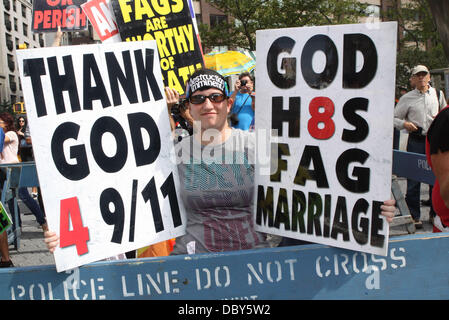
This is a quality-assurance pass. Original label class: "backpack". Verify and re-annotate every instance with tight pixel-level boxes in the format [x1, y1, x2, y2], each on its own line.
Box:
[435, 87, 444, 111]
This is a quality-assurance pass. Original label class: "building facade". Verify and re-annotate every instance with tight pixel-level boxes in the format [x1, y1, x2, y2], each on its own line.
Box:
[0, 0, 46, 105]
[0, 0, 421, 105]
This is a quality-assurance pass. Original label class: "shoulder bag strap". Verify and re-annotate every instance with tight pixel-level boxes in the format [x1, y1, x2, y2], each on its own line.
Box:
[233, 94, 251, 115]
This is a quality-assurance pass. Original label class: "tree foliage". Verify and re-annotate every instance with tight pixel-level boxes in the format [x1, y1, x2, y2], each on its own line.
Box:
[199, 0, 448, 90]
[427, 0, 449, 63]
[384, 0, 448, 88]
[385, 0, 438, 48]
[199, 0, 367, 51]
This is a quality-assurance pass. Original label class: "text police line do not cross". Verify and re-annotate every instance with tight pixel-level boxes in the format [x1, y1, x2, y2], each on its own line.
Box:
[21, 47, 183, 256]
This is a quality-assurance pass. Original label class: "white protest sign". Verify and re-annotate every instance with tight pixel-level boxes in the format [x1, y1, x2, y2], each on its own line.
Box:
[254, 22, 397, 256]
[81, 0, 120, 43]
[17, 40, 186, 272]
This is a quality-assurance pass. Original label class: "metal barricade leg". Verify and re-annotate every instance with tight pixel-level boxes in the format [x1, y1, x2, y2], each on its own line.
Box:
[391, 176, 416, 234]
[13, 191, 20, 251]
[0, 166, 22, 251]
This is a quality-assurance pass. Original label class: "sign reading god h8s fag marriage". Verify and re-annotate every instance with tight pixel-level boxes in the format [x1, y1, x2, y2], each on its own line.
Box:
[16, 40, 186, 272]
[255, 22, 398, 256]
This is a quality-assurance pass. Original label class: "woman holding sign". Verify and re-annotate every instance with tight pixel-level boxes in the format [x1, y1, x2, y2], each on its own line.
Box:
[169, 69, 396, 255]
[0, 113, 24, 267]
[0, 114, 48, 233]
[0, 113, 49, 268]
[170, 69, 268, 254]
[45, 69, 397, 256]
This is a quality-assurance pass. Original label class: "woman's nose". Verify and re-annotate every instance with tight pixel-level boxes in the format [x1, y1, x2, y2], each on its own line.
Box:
[202, 98, 215, 109]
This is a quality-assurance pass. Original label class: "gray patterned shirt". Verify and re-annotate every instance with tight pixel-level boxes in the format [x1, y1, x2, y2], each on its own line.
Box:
[171, 129, 268, 255]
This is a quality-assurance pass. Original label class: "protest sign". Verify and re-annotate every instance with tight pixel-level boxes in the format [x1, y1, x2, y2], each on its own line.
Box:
[32, 0, 88, 33]
[254, 22, 398, 256]
[0, 202, 12, 235]
[81, 0, 121, 43]
[111, 0, 204, 95]
[16, 40, 186, 272]
[186, 0, 204, 57]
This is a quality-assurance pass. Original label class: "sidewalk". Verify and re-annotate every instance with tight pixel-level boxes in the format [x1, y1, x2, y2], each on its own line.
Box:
[7, 200, 55, 268]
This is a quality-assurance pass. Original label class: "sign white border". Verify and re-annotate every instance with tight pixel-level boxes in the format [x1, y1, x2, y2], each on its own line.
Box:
[17, 40, 186, 272]
[254, 22, 398, 256]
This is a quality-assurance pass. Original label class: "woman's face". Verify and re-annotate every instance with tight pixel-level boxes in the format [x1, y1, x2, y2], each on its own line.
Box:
[19, 118, 25, 127]
[0, 119, 6, 131]
[188, 88, 232, 132]
[239, 76, 253, 93]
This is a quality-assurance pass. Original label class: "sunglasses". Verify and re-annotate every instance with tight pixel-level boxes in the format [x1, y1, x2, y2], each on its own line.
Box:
[189, 93, 226, 105]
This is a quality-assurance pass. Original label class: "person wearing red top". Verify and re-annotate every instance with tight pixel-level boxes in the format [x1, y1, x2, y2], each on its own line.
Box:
[426, 106, 449, 232]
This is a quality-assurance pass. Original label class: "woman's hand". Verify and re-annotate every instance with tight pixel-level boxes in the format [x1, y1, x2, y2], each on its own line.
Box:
[52, 26, 63, 47]
[234, 80, 241, 92]
[380, 199, 396, 223]
[44, 231, 59, 253]
[247, 81, 254, 93]
[164, 87, 179, 132]
[165, 87, 179, 111]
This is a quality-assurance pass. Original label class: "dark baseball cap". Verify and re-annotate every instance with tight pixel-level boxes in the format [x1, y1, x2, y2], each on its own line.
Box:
[185, 68, 229, 99]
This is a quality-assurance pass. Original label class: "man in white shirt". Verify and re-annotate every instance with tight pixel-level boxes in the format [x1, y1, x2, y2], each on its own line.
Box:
[394, 65, 447, 228]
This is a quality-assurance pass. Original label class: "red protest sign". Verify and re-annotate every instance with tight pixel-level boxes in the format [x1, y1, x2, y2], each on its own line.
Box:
[81, 0, 119, 42]
[32, 0, 88, 33]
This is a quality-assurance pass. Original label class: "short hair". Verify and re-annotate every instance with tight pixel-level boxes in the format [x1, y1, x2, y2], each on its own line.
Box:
[0, 112, 16, 133]
[239, 72, 253, 82]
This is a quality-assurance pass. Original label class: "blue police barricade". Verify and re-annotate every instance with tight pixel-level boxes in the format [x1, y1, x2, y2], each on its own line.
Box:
[0, 232, 448, 300]
[391, 150, 436, 233]
[0, 164, 22, 251]
[392, 150, 435, 186]
[0, 153, 447, 300]
[0, 162, 40, 250]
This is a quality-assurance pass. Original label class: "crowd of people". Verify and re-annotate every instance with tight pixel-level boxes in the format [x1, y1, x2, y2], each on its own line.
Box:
[0, 112, 47, 268]
[0, 22, 446, 266]
[44, 68, 397, 259]
[2, 60, 447, 270]
[0, 26, 67, 267]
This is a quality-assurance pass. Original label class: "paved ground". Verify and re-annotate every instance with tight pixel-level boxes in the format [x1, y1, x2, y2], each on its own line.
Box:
[6, 200, 55, 268]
